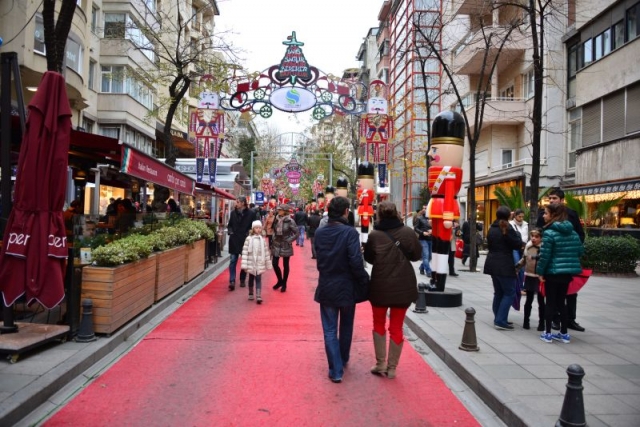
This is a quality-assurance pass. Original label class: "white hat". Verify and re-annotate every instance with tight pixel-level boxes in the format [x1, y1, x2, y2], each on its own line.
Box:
[252, 220, 262, 229]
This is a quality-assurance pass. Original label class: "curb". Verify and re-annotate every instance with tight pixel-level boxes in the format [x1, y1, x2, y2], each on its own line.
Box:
[1, 256, 230, 427]
[405, 310, 549, 427]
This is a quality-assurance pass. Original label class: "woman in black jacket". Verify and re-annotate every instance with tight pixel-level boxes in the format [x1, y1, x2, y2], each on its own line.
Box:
[483, 206, 523, 330]
[364, 202, 421, 379]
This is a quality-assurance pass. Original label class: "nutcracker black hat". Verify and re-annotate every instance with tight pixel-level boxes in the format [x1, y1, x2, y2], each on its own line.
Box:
[324, 185, 335, 195]
[431, 110, 465, 145]
[336, 177, 349, 190]
[357, 161, 375, 179]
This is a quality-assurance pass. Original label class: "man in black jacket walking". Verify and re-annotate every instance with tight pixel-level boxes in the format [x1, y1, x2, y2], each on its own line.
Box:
[413, 207, 433, 277]
[227, 197, 256, 291]
[294, 208, 308, 247]
[536, 188, 586, 331]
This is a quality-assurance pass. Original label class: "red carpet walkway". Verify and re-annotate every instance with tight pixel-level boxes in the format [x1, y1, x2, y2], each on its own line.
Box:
[44, 244, 479, 427]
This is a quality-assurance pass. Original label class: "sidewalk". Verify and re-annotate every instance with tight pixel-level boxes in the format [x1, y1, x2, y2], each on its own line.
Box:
[406, 253, 640, 427]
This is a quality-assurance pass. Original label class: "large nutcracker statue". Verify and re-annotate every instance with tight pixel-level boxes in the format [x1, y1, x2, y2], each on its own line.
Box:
[426, 111, 465, 292]
[324, 185, 335, 209]
[336, 177, 349, 198]
[356, 162, 375, 244]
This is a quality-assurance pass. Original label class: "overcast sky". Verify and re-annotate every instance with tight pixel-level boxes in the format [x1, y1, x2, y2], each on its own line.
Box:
[216, 0, 382, 135]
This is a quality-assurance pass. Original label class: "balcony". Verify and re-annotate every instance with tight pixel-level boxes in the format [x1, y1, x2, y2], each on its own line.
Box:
[490, 157, 547, 173]
[453, 26, 529, 76]
[452, 0, 500, 17]
[462, 96, 527, 130]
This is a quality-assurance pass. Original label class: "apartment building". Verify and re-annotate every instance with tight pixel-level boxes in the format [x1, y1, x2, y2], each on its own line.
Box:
[562, 0, 640, 229]
[0, 0, 236, 161]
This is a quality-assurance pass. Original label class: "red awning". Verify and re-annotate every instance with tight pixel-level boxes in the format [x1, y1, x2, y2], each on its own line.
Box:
[121, 144, 195, 195]
[195, 182, 236, 200]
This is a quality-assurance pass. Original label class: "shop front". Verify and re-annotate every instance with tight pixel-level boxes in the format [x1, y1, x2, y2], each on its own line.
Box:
[564, 177, 640, 239]
[467, 178, 523, 234]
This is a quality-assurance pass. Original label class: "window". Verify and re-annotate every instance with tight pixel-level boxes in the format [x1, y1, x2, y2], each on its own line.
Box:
[594, 33, 604, 60]
[91, 6, 99, 33]
[192, 6, 200, 30]
[82, 118, 95, 134]
[568, 43, 578, 99]
[66, 38, 83, 73]
[34, 15, 45, 54]
[104, 13, 125, 38]
[100, 126, 120, 139]
[523, 69, 535, 99]
[628, 2, 639, 41]
[501, 149, 514, 168]
[602, 90, 625, 142]
[500, 84, 514, 99]
[603, 28, 612, 56]
[101, 66, 154, 109]
[88, 60, 96, 90]
[568, 108, 581, 169]
[581, 100, 601, 147]
[613, 21, 625, 49]
[582, 39, 593, 66]
[102, 65, 124, 93]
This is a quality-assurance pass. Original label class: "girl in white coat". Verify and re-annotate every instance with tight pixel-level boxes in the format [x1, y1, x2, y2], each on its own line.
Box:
[241, 221, 272, 304]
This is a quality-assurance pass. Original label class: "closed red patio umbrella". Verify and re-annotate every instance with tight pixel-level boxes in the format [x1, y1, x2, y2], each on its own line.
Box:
[0, 71, 71, 309]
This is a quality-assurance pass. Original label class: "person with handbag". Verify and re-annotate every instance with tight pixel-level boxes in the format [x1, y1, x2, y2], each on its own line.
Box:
[364, 201, 422, 379]
[270, 204, 299, 293]
[314, 196, 370, 383]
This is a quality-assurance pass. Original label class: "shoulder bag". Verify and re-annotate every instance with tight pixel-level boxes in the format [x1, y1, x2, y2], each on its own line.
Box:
[382, 230, 412, 260]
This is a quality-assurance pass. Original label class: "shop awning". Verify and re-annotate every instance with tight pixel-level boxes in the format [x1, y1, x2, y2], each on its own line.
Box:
[121, 144, 195, 195]
[195, 182, 236, 200]
[564, 178, 640, 196]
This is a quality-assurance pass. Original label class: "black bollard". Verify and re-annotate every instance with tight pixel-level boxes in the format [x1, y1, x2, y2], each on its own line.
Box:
[413, 283, 429, 313]
[75, 299, 97, 343]
[459, 307, 479, 351]
[556, 364, 586, 427]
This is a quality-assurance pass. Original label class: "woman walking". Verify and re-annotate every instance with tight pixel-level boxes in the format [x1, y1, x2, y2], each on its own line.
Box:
[364, 202, 422, 379]
[537, 204, 584, 343]
[241, 221, 272, 304]
[483, 206, 524, 330]
[271, 204, 299, 292]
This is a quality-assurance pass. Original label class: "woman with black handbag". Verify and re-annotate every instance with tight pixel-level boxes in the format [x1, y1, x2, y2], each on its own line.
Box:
[364, 202, 422, 379]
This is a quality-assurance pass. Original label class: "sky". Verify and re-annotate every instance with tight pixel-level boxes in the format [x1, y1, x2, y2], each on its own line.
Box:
[216, 0, 383, 135]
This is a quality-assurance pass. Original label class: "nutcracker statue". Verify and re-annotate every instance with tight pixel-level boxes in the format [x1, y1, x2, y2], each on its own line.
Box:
[336, 177, 349, 198]
[324, 185, 335, 209]
[356, 162, 375, 244]
[268, 196, 277, 211]
[426, 111, 465, 292]
[316, 192, 325, 212]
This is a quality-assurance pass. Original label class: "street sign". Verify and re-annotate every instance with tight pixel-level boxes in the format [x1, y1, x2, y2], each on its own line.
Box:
[255, 191, 265, 205]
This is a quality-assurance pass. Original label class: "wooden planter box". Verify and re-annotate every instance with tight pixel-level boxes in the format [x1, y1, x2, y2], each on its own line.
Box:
[184, 239, 205, 283]
[155, 245, 186, 302]
[81, 255, 157, 335]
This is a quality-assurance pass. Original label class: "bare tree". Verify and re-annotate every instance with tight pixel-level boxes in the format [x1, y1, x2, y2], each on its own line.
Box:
[413, 10, 524, 271]
[43, 0, 76, 72]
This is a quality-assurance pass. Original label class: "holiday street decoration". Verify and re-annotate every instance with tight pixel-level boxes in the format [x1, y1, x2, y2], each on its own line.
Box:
[260, 177, 276, 198]
[356, 162, 375, 244]
[190, 84, 224, 184]
[426, 111, 465, 293]
[324, 185, 336, 208]
[220, 32, 367, 121]
[336, 176, 349, 198]
[360, 80, 392, 189]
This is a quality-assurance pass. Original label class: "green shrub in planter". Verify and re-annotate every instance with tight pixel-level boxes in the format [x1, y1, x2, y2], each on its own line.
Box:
[91, 234, 154, 266]
[582, 235, 640, 274]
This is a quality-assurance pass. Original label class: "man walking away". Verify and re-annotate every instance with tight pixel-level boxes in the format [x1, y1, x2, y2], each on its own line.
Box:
[227, 197, 256, 291]
[314, 197, 370, 383]
[307, 209, 322, 259]
[413, 207, 433, 277]
[294, 207, 308, 247]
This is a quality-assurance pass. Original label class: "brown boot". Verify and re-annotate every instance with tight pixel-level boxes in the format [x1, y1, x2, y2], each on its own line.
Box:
[386, 340, 404, 379]
[370, 331, 387, 375]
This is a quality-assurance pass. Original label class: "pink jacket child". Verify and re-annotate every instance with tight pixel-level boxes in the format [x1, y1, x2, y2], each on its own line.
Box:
[241, 220, 272, 304]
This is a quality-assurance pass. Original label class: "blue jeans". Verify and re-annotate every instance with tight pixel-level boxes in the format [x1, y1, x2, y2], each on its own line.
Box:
[491, 275, 516, 326]
[319, 304, 356, 380]
[228, 254, 246, 283]
[297, 226, 306, 246]
[419, 240, 432, 274]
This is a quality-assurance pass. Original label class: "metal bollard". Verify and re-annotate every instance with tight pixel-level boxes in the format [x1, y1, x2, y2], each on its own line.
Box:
[459, 307, 479, 351]
[75, 299, 97, 343]
[413, 282, 429, 313]
[556, 364, 586, 427]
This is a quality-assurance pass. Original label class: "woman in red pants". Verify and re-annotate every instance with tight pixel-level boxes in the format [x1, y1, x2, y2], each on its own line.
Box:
[364, 202, 422, 379]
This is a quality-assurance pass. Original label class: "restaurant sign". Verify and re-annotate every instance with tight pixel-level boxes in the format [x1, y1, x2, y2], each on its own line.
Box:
[121, 145, 195, 195]
[568, 179, 640, 196]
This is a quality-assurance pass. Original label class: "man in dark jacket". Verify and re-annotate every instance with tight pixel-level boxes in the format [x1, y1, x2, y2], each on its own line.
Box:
[227, 196, 256, 291]
[307, 209, 322, 259]
[314, 196, 370, 383]
[293, 208, 308, 247]
[536, 188, 586, 332]
[413, 207, 432, 276]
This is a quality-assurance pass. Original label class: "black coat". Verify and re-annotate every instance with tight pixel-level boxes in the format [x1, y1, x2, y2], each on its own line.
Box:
[483, 220, 523, 277]
[227, 207, 256, 254]
[307, 213, 322, 237]
[413, 215, 432, 241]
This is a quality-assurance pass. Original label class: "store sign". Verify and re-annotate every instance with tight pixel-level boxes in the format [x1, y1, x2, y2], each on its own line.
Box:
[570, 179, 640, 196]
[121, 145, 195, 195]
